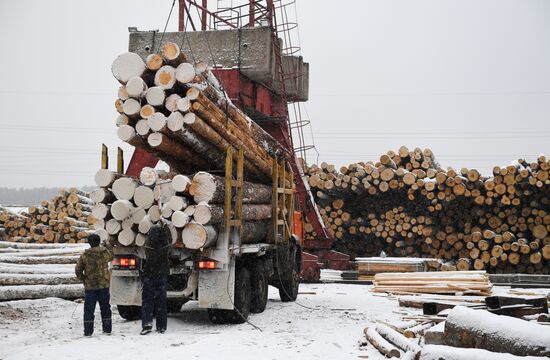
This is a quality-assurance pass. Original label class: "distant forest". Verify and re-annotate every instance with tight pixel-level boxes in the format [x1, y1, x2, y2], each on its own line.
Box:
[0, 186, 96, 206]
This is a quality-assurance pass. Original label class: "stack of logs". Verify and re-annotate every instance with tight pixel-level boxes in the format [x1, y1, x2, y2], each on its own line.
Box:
[92, 167, 273, 248]
[304, 147, 550, 274]
[106, 42, 290, 248]
[111, 42, 288, 185]
[0, 189, 95, 244]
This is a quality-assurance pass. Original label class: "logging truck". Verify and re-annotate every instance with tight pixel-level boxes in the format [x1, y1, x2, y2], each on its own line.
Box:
[109, 151, 302, 324]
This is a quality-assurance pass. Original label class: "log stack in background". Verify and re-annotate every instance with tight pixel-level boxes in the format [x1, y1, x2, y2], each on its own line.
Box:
[303, 147, 550, 274]
[0, 189, 96, 244]
[92, 167, 272, 249]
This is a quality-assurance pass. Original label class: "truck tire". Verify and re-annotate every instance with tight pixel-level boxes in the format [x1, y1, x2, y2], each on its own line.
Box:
[208, 267, 251, 324]
[117, 305, 141, 320]
[278, 258, 300, 302]
[250, 262, 268, 313]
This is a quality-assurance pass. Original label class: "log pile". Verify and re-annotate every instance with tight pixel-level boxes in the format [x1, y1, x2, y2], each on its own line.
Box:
[111, 43, 288, 184]
[364, 298, 550, 359]
[304, 147, 550, 274]
[0, 241, 85, 301]
[0, 189, 95, 244]
[92, 167, 272, 248]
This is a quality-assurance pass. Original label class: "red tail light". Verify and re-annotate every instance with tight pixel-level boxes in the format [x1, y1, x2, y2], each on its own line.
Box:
[198, 260, 217, 269]
[113, 257, 138, 269]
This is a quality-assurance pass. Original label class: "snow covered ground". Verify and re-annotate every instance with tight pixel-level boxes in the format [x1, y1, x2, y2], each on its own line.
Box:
[0, 283, 405, 360]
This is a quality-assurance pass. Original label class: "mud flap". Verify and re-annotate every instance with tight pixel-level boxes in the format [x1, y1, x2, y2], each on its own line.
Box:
[198, 257, 235, 310]
[110, 275, 142, 306]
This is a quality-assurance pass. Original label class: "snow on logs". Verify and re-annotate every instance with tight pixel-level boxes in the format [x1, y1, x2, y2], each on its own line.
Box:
[92, 167, 273, 248]
[443, 306, 550, 357]
[110, 43, 289, 185]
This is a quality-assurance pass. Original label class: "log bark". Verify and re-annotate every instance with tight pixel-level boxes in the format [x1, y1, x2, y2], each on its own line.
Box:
[188, 172, 272, 204]
[0, 284, 84, 301]
[0, 273, 79, 286]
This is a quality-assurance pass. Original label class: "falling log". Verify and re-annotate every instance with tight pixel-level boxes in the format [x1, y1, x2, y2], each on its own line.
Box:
[188, 172, 272, 204]
[444, 306, 550, 357]
[363, 327, 401, 358]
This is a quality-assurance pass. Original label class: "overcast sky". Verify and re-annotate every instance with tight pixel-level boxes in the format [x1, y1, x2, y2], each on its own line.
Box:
[0, 0, 549, 188]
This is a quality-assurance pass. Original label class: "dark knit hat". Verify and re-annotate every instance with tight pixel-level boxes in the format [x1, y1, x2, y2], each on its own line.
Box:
[88, 234, 101, 247]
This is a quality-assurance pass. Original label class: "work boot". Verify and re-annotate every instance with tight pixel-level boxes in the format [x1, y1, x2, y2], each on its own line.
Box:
[140, 326, 152, 335]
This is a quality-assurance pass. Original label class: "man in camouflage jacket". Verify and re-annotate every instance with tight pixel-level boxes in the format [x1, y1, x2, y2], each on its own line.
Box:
[75, 234, 114, 336]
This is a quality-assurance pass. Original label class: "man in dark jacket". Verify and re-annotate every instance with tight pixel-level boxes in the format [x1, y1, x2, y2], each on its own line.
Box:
[75, 234, 113, 336]
[141, 223, 171, 335]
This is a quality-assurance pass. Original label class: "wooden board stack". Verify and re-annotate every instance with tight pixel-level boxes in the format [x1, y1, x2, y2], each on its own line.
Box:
[356, 257, 432, 280]
[372, 271, 493, 296]
[111, 43, 288, 185]
[0, 189, 95, 244]
[304, 147, 550, 274]
[92, 167, 272, 248]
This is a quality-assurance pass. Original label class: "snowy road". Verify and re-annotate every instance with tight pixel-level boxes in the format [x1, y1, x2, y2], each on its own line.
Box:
[0, 283, 403, 360]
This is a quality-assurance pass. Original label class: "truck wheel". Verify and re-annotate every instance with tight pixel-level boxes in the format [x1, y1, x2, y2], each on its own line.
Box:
[117, 305, 141, 320]
[207, 267, 251, 324]
[250, 262, 268, 313]
[278, 263, 299, 302]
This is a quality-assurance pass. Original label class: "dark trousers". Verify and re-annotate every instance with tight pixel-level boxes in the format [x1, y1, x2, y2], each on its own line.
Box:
[84, 288, 112, 335]
[141, 276, 168, 330]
